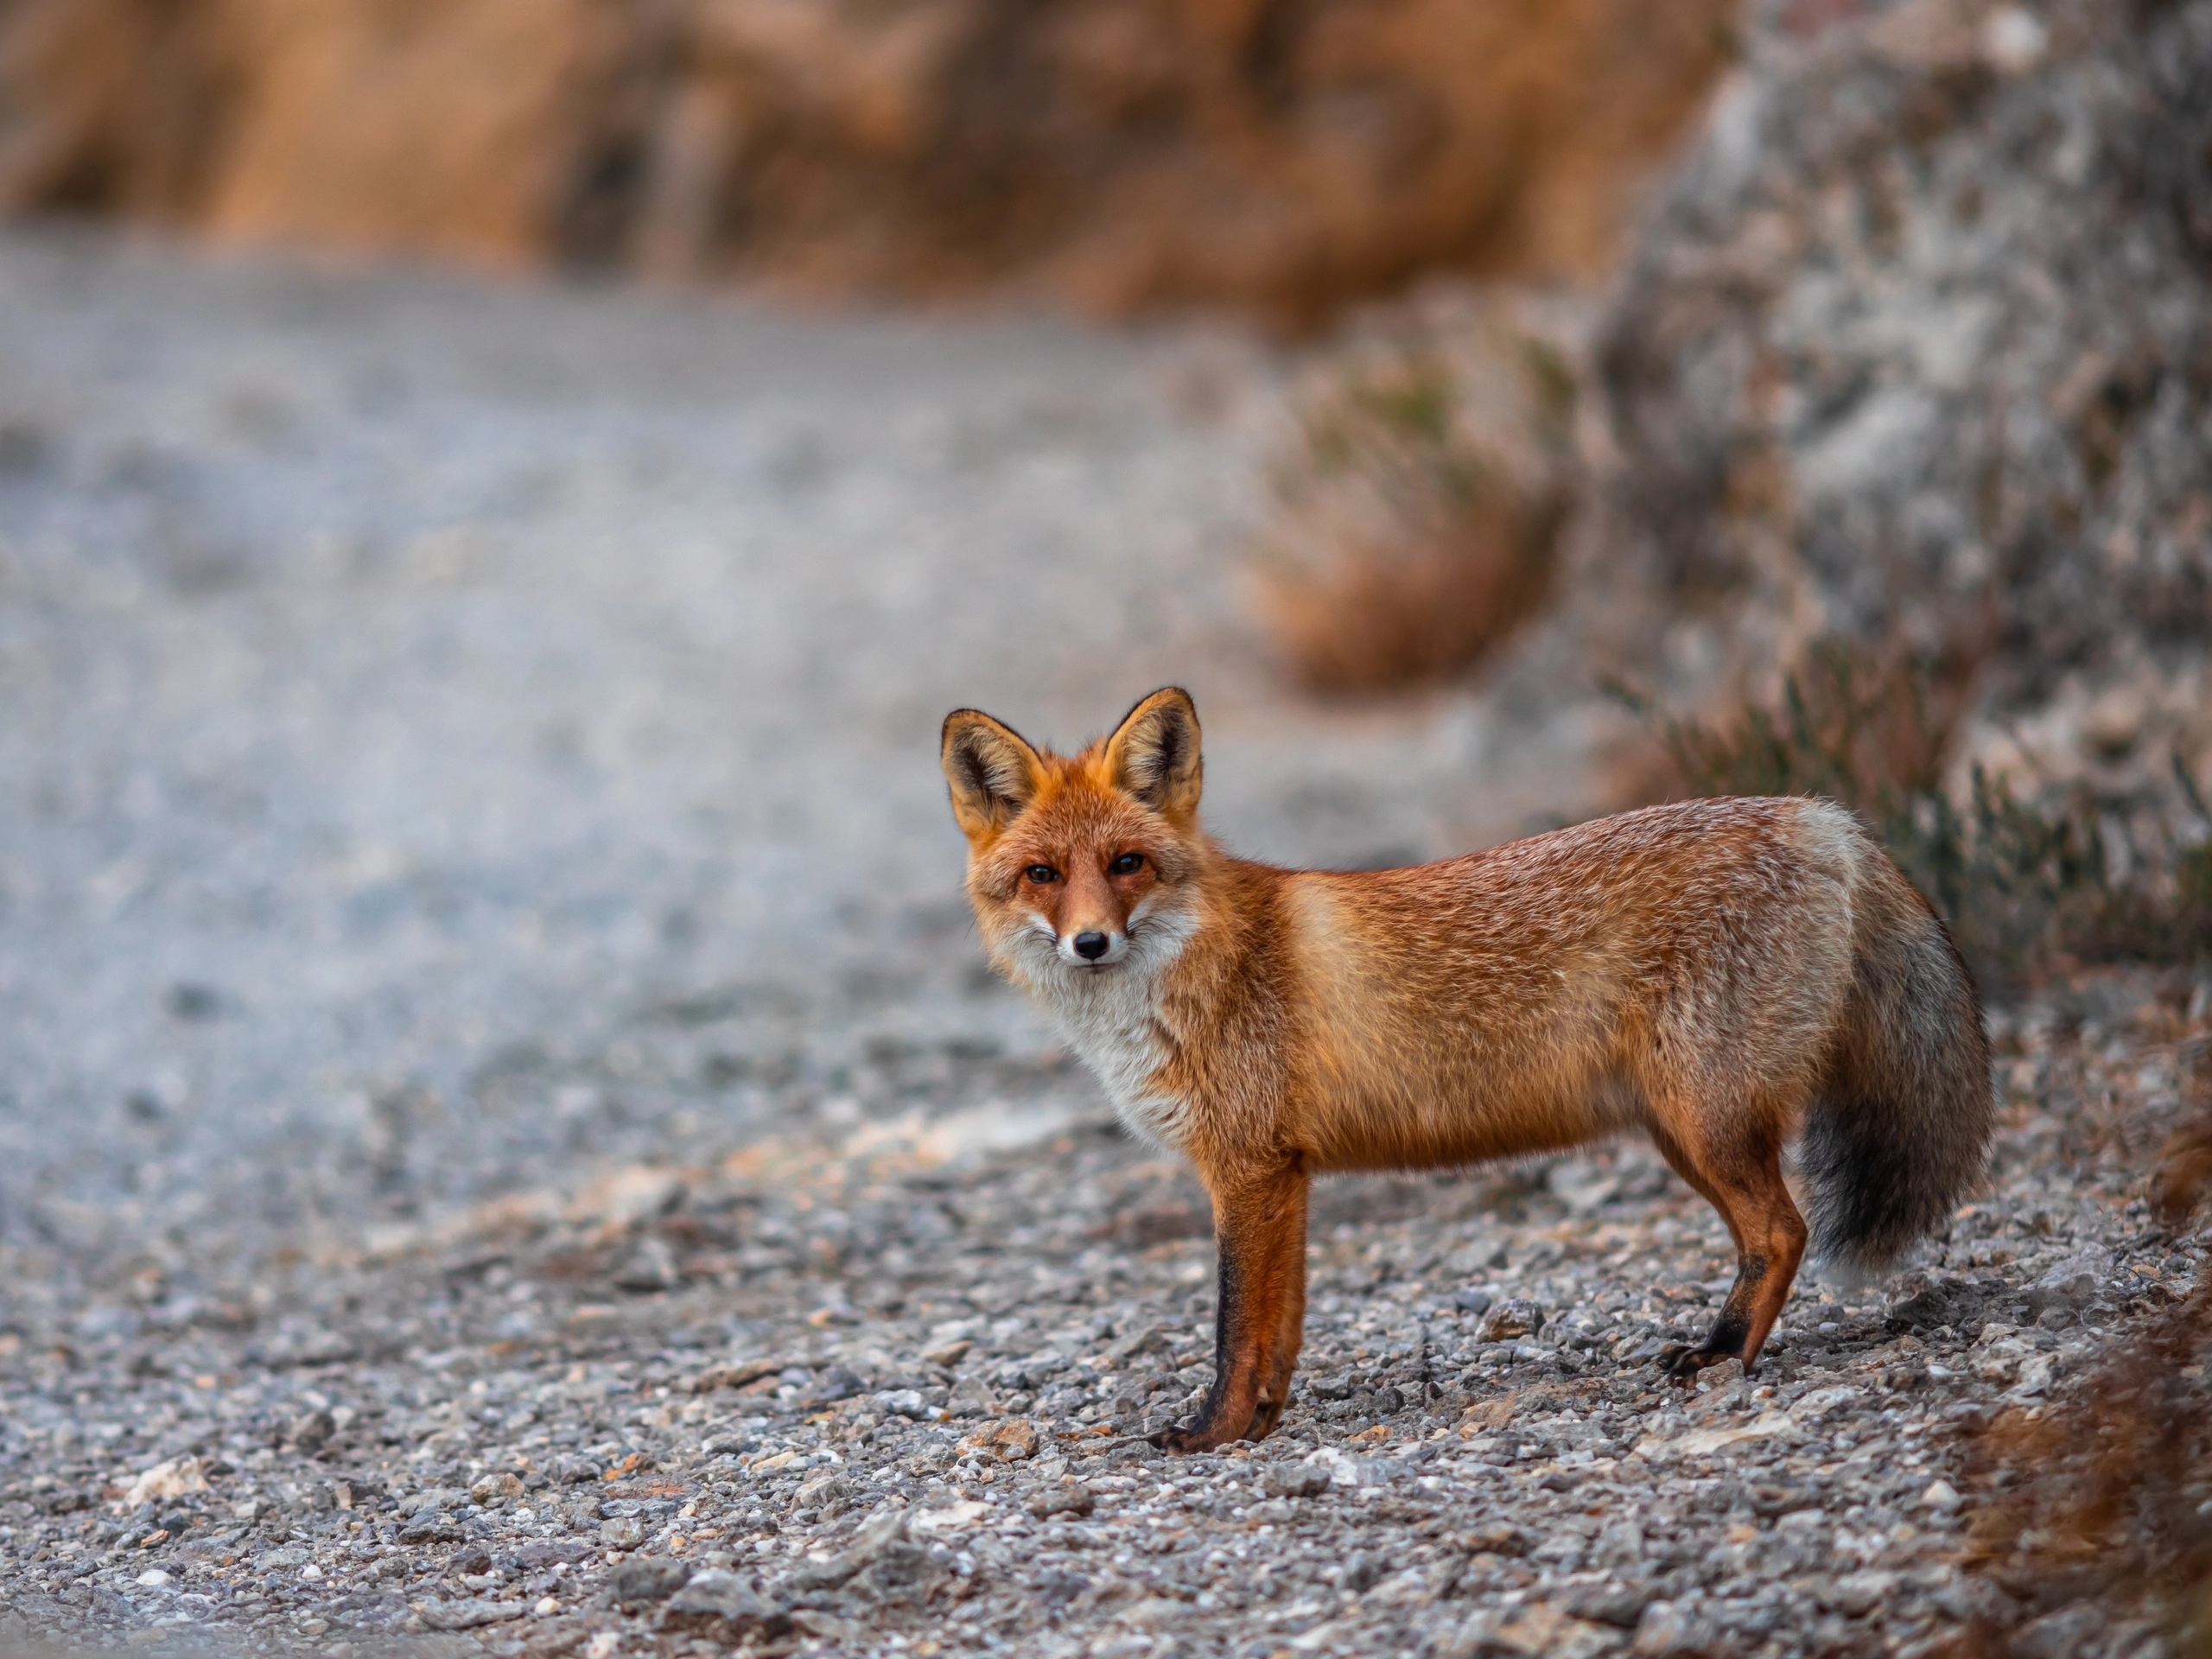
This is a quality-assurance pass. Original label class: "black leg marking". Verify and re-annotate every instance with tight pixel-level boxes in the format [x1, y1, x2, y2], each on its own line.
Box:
[1656, 1255, 1766, 1382]
[1151, 1228, 1243, 1448]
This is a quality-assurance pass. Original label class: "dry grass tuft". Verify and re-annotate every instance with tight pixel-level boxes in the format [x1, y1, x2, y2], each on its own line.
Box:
[1945, 1046, 2212, 1656]
[2158, 1116, 2212, 1236]
[1252, 313, 1578, 695]
[1955, 1285, 2212, 1654]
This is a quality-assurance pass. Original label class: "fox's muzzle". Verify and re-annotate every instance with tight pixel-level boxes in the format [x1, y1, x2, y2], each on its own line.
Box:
[1059, 928, 1128, 966]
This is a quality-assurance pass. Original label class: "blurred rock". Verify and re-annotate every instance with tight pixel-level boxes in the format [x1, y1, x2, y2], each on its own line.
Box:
[1885, 1268, 1978, 1331]
[1597, 0, 2212, 817]
[421, 1597, 527, 1631]
[657, 1571, 791, 1639]
[1631, 1600, 1721, 1656]
[947, 1375, 997, 1417]
[574, 1166, 689, 1228]
[605, 1556, 690, 1609]
[119, 1458, 209, 1507]
[1025, 1480, 1096, 1518]
[1262, 1464, 1333, 1500]
[958, 1418, 1039, 1462]
[612, 1235, 681, 1293]
[0, 0, 1734, 322]
[468, 1471, 524, 1504]
[397, 1510, 463, 1545]
[1477, 1298, 1544, 1343]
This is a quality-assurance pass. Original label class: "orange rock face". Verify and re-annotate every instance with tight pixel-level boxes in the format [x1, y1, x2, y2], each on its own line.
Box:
[205, 0, 626, 270]
[0, 0, 1732, 320]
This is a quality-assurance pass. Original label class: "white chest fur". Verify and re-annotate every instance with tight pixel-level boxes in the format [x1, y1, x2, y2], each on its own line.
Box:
[1018, 906, 1196, 1150]
[1043, 972, 1185, 1147]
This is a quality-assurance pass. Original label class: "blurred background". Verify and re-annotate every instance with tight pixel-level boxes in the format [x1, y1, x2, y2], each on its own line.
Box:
[0, 0, 2207, 1287]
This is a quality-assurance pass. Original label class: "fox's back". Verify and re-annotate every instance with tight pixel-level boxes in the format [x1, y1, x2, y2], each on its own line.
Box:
[1274, 797, 1878, 1167]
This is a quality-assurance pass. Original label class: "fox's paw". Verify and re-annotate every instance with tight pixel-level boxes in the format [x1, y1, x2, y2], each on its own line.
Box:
[1243, 1394, 1286, 1443]
[1655, 1344, 1745, 1382]
[1148, 1421, 1233, 1454]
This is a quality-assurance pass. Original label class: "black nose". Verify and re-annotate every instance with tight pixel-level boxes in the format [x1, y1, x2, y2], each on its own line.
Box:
[1072, 931, 1111, 961]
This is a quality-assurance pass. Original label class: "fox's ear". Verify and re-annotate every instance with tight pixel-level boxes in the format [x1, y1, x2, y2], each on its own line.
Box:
[1103, 687, 1203, 819]
[942, 709, 1044, 840]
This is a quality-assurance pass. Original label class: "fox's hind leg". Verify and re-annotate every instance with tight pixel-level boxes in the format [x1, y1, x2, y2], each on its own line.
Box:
[1646, 1116, 1808, 1382]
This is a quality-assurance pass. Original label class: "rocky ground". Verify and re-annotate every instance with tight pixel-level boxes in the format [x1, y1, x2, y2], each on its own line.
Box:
[3, 193, 2210, 1651]
[2, 965, 2207, 1658]
[0, 226, 1616, 1313]
[0, 226, 1649, 1657]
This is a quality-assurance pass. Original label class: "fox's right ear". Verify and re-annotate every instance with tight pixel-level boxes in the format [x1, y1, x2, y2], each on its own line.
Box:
[941, 709, 1044, 841]
[1103, 687, 1202, 821]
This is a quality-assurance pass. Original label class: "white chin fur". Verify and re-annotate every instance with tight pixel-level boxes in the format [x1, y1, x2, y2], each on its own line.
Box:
[1001, 900, 1199, 1149]
[1057, 934, 1130, 967]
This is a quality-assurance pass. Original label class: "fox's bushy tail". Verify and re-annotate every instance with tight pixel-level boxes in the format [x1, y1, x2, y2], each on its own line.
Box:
[1799, 860, 1995, 1283]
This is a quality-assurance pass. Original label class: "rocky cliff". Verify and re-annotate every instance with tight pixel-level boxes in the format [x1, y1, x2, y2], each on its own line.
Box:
[1596, 0, 2212, 814]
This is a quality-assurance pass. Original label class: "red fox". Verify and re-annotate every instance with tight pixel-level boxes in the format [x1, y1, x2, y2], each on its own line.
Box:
[940, 688, 1993, 1452]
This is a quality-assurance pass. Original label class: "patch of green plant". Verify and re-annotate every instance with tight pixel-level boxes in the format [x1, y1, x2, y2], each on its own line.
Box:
[1256, 336, 1572, 695]
[1283, 353, 1491, 506]
[1608, 640, 2212, 988]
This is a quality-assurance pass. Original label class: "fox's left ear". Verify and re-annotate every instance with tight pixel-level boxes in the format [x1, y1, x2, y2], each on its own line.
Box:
[943, 709, 1045, 842]
[1103, 687, 1203, 820]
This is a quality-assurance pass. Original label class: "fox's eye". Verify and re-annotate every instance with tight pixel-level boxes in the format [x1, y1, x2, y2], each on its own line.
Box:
[1109, 852, 1145, 876]
[1024, 864, 1060, 885]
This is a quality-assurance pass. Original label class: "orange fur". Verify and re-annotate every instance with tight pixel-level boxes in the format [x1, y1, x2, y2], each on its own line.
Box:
[941, 689, 1994, 1450]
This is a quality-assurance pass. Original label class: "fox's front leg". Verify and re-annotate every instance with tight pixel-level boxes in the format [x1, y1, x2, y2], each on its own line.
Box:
[1243, 1186, 1309, 1443]
[1152, 1157, 1309, 1453]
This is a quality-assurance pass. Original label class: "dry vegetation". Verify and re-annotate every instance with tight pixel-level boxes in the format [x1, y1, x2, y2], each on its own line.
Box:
[1955, 1264, 2212, 1657]
[1942, 1033, 2212, 1658]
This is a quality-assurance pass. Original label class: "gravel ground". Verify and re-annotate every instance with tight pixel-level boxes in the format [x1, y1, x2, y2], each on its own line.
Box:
[3, 231, 2209, 1658]
[0, 229, 1607, 1294]
[2, 969, 2207, 1658]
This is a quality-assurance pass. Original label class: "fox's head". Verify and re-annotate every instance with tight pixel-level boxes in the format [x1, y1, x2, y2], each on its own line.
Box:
[939, 688, 1207, 987]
